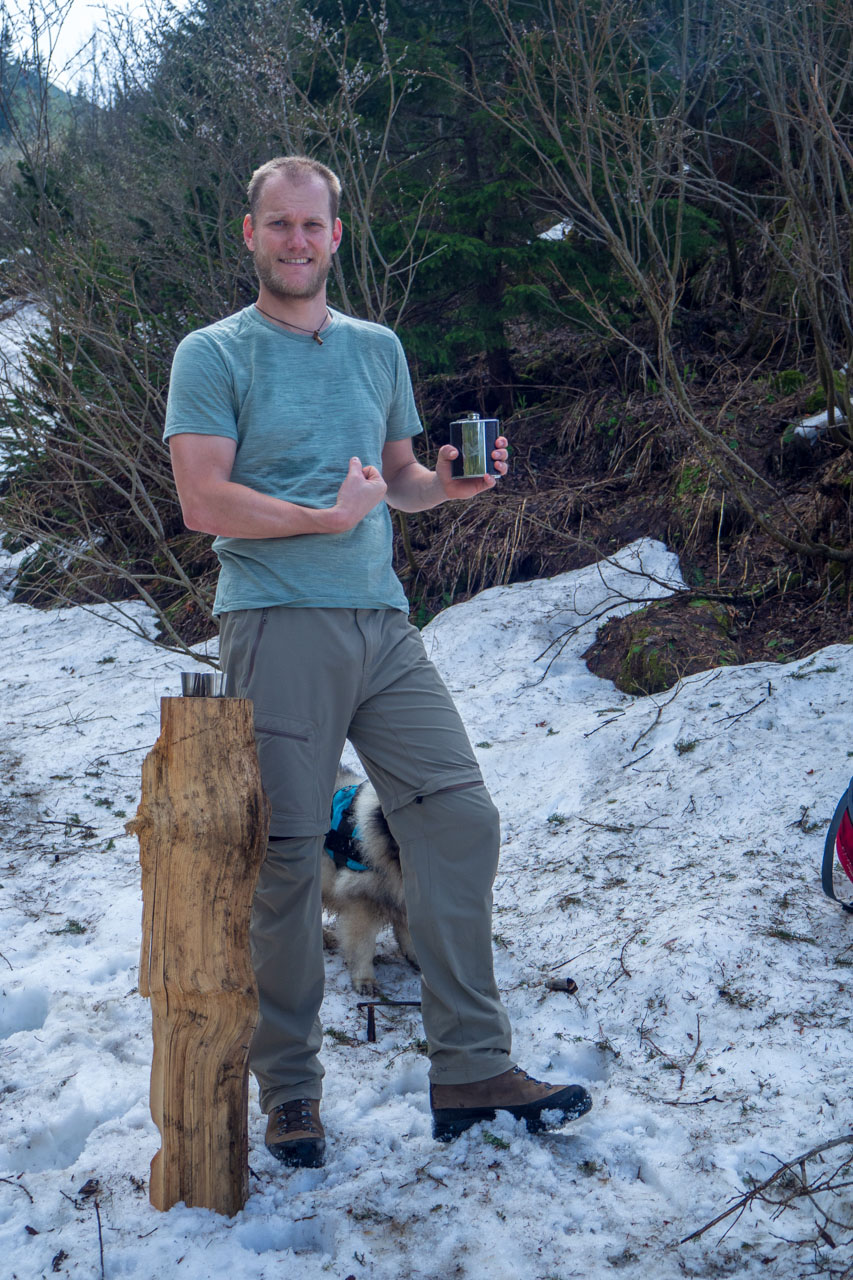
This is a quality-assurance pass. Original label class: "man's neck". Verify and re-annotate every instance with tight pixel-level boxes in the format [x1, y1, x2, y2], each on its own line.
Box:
[254, 287, 329, 333]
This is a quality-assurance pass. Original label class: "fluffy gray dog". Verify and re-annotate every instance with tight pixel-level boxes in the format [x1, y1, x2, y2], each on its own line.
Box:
[321, 768, 419, 994]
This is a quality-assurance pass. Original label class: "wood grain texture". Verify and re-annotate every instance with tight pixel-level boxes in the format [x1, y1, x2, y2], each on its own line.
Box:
[127, 697, 270, 1216]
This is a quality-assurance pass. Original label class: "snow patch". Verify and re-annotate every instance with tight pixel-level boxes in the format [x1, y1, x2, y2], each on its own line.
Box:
[0, 986, 48, 1039]
[0, 539, 851, 1278]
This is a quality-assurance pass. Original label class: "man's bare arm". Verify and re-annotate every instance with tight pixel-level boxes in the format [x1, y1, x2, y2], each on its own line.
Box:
[382, 436, 509, 513]
[169, 434, 387, 538]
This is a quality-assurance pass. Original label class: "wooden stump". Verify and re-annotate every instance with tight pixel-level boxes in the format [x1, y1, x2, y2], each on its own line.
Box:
[126, 696, 270, 1216]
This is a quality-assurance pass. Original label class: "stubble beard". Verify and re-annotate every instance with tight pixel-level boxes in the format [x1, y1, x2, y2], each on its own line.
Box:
[253, 248, 332, 302]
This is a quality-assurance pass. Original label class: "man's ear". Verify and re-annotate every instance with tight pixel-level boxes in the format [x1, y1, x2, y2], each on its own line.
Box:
[243, 213, 255, 251]
[331, 217, 343, 255]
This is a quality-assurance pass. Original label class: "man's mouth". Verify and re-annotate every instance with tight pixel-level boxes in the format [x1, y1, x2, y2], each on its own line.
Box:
[280, 257, 311, 264]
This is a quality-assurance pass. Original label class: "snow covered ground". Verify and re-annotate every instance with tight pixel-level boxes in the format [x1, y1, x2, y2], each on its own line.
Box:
[1, 537, 853, 1280]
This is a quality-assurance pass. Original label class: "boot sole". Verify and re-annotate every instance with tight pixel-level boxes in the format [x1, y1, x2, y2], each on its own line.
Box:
[432, 1084, 592, 1142]
[266, 1137, 326, 1168]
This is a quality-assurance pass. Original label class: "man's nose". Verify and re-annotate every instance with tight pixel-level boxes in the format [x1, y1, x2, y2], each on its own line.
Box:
[285, 224, 309, 250]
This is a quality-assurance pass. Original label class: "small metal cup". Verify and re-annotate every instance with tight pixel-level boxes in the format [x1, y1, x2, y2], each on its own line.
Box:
[180, 671, 227, 698]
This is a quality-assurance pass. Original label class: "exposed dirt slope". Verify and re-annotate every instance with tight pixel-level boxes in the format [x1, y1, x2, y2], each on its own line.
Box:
[406, 324, 853, 688]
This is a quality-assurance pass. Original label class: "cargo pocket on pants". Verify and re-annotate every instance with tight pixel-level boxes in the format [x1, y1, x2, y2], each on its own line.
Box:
[253, 710, 321, 835]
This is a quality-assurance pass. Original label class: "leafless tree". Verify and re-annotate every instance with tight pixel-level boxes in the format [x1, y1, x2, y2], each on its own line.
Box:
[0, 0, 442, 648]
[469, 0, 853, 568]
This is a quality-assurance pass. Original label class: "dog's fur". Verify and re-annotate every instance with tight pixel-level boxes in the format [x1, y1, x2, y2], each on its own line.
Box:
[321, 768, 419, 994]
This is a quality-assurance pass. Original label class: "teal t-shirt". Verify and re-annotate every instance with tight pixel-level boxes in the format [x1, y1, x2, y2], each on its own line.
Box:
[164, 306, 423, 614]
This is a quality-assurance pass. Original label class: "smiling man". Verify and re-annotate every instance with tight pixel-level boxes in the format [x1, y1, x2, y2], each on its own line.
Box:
[164, 155, 591, 1170]
[247, 166, 340, 305]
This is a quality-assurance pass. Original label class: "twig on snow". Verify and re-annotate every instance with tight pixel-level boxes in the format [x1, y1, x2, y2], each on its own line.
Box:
[94, 1198, 105, 1279]
[713, 697, 766, 725]
[608, 930, 641, 986]
[547, 946, 595, 971]
[0, 1176, 33, 1203]
[398, 1162, 448, 1190]
[630, 679, 689, 752]
[680, 1134, 853, 1244]
[577, 816, 634, 833]
[584, 715, 623, 737]
[640, 1015, 702, 1092]
[632, 705, 663, 751]
[658, 1095, 724, 1107]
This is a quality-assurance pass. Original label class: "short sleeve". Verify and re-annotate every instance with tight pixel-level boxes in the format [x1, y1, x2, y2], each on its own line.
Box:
[385, 335, 423, 442]
[163, 330, 239, 442]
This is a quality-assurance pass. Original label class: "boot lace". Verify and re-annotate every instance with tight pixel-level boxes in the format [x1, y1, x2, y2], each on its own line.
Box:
[272, 1099, 319, 1137]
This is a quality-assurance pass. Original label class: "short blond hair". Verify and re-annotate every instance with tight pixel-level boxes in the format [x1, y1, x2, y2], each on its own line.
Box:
[247, 156, 342, 222]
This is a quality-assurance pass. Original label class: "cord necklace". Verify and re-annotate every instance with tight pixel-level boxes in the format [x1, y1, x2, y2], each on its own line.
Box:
[254, 303, 331, 345]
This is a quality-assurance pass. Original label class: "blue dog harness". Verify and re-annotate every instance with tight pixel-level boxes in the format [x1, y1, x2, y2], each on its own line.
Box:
[324, 784, 370, 873]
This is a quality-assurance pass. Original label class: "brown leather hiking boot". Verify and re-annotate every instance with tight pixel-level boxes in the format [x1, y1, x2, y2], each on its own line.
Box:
[265, 1098, 325, 1167]
[430, 1066, 592, 1142]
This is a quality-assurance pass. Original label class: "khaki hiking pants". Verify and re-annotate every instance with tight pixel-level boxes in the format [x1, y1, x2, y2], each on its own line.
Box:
[219, 606, 514, 1113]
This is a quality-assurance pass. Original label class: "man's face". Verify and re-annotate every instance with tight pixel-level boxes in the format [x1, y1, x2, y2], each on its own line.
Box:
[243, 173, 343, 302]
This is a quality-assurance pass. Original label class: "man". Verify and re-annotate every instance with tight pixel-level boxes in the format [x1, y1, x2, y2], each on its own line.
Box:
[165, 155, 591, 1168]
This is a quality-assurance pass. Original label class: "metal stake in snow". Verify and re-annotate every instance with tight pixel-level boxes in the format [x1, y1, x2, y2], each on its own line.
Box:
[126, 677, 269, 1216]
